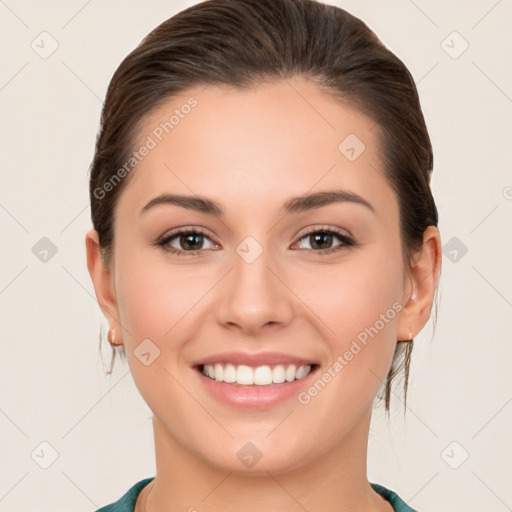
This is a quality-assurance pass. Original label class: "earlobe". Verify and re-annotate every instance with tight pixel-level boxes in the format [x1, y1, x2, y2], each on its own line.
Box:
[398, 226, 442, 341]
[85, 228, 122, 339]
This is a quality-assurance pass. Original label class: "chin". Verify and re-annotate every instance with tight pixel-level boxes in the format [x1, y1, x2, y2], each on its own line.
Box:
[201, 443, 313, 476]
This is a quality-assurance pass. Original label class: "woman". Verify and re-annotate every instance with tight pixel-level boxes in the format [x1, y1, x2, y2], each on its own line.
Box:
[86, 0, 442, 510]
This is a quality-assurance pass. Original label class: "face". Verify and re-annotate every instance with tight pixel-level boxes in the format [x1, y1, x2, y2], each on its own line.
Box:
[96, 77, 415, 474]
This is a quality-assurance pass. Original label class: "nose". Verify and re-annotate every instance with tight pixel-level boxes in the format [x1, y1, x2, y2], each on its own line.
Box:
[215, 242, 294, 335]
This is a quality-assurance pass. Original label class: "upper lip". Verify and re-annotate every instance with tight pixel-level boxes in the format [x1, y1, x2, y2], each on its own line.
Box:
[191, 351, 319, 368]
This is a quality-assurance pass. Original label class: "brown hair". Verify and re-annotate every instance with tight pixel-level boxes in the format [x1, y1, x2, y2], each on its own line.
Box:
[89, 0, 439, 414]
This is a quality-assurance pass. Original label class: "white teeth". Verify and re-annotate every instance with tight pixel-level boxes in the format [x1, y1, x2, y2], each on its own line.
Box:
[285, 365, 296, 382]
[214, 363, 223, 381]
[201, 363, 313, 385]
[254, 365, 274, 385]
[237, 365, 254, 385]
[223, 363, 236, 383]
[296, 365, 309, 379]
[272, 365, 286, 384]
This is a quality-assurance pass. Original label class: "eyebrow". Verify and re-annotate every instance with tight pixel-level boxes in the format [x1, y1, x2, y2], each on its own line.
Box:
[139, 189, 376, 217]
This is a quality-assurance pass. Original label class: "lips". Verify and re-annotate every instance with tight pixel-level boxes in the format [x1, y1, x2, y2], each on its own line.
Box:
[194, 358, 320, 408]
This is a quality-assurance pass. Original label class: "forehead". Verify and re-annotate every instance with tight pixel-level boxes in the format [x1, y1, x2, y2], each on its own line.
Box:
[118, 77, 396, 221]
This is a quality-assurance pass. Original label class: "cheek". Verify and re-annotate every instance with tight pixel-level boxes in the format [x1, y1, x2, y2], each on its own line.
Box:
[309, 249, 403, 330]
[115, 257, 208, 344]
[112, 234, 185, 343]
[294, 259, 402, 424]
[112, 252, 208, 406]
[302, 247, 403, 386]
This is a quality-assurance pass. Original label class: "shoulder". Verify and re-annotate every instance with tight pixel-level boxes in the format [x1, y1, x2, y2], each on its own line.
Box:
[370, 482, 418, 512]
[92, 477, 155, 512]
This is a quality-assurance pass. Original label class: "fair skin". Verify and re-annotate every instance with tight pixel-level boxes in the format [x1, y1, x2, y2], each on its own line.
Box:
[86, 76, 441, 512]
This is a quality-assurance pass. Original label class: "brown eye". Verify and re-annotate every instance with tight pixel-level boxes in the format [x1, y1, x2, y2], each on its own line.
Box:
[309, 232, 335, 250]
[294, 229, 355, 254]
[157, 229, 218, 256]
[177, 232, 205, 251]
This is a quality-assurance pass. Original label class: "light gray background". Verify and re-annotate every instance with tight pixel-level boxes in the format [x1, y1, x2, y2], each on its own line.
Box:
[1, 1, 511, 511]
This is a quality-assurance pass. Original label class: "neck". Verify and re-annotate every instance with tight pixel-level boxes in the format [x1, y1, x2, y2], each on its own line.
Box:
[139, 408, 393, 512]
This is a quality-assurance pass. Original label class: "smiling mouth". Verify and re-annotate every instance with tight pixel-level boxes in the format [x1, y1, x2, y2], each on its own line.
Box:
[196, 363, 320, 386]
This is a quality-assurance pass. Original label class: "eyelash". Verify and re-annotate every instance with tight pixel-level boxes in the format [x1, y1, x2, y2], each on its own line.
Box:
[155, 226, 356, 257]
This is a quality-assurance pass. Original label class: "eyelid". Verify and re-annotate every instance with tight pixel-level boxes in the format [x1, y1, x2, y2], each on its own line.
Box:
[159, 225, 214, 240]
[294, 224, 353, 241]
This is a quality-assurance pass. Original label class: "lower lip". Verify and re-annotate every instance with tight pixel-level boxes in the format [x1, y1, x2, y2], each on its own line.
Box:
[195, 366, 319, 409]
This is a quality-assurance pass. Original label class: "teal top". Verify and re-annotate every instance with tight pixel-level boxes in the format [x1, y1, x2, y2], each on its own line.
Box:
[94, 477, 417, 511]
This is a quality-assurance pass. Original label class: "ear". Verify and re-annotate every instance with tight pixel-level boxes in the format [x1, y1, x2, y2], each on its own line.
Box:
[397, 225, 442, 341]
[85, 228, 124, 343]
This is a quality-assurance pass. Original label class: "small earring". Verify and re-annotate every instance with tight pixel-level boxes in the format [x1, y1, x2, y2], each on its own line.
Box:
[108, 327, 117, 346]
[408, 328, 413, 341]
